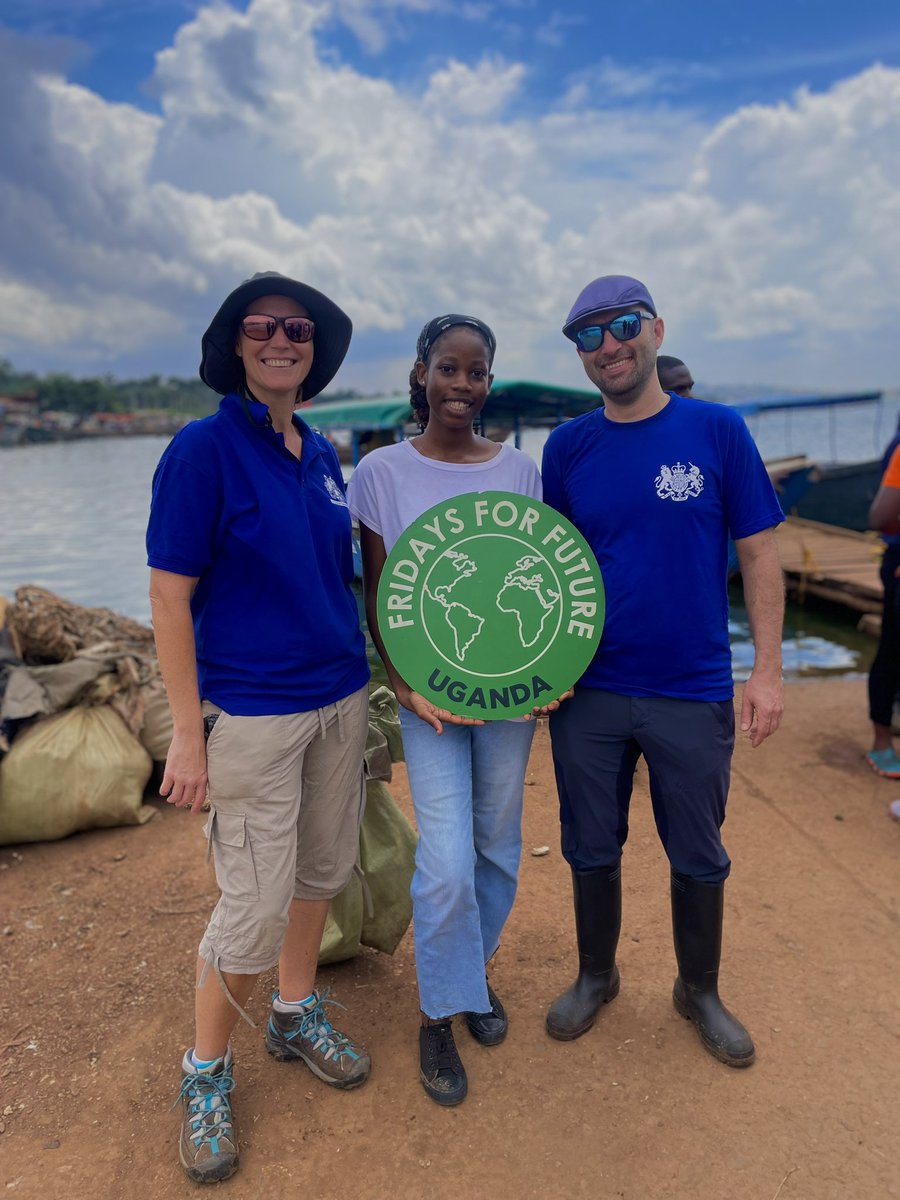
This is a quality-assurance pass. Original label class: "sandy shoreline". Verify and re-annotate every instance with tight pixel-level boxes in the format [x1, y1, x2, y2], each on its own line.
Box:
[0, 676, 897, 1199]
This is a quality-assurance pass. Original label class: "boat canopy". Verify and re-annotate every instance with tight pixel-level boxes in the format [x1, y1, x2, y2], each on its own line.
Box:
[730, 391, 882, 417]
[308, 395, 411, 431]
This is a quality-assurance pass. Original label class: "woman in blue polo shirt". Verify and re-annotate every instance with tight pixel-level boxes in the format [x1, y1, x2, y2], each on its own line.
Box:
[146, 272, 370, 1185]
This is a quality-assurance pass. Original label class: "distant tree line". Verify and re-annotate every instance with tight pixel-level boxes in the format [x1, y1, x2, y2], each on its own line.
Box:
[0, 359, 363, 416]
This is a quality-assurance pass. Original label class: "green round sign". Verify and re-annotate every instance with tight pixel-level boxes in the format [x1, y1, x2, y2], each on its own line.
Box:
[377, 490, 605, 719]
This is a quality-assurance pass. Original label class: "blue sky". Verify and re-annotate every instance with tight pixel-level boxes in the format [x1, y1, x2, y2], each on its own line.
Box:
[1, 0, 900, 394]
[9, 0, 900, 117]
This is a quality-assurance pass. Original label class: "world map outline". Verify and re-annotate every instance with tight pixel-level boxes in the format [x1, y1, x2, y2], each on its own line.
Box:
[421, 535, 564, 674]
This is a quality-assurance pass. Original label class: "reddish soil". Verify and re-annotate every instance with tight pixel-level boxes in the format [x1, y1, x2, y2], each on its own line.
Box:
[1, 679, 897, 1200]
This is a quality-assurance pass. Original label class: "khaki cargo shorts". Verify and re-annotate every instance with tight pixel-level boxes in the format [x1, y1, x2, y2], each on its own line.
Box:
[198, 685, 368, 976]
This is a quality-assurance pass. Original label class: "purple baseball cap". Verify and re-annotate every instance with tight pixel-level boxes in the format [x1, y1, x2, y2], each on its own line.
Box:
[562, 274, 657, 342]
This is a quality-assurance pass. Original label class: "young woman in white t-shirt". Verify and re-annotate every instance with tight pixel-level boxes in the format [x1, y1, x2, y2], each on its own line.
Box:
[347, 314, 542, 1106]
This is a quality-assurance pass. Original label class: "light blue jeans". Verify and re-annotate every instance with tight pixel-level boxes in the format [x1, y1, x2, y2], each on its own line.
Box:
[399, 710, 536, 1018]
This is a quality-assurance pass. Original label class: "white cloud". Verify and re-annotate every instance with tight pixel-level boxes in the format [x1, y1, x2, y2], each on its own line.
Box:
[684, 65, 900, 339]
[423, 57, 525, 119]
[326, 0, 439, 53]
[591, 57, 674, 100]
[564, 55, 719, 104]
[0, 3, 898, 394]
[322, 0, 491, 54]
[0, 278, 179, 362]
[534, 12, 583, 50]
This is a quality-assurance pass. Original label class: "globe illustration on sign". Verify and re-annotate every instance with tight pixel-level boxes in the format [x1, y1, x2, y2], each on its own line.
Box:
[420, 534, 563, 677]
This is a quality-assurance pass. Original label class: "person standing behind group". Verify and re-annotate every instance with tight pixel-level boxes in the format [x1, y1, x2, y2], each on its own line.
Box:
[146, 272, 371, 1184]
[865, 422, 900, 778]
[541, 275, 785, 1068]
[657, 354, 695, 397]
[347, 315, 542, 1106]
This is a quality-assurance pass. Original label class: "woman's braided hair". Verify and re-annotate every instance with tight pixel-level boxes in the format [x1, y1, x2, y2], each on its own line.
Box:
[409, 363, 430, 433]
[409, 314, 497, 432]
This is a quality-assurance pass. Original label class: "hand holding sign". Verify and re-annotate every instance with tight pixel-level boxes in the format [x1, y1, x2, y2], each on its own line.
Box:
[522, 686, 575, 722]
[392, 678, 486, 734]
[377, 491, 605, 720]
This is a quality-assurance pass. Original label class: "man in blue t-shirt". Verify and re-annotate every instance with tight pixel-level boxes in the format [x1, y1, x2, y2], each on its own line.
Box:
[541, 274, 785, 1068]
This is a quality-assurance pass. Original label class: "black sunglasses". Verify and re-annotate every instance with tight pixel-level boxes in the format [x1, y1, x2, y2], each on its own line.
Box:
[240, 314, 315, 343]
[572, 312, 653, 353]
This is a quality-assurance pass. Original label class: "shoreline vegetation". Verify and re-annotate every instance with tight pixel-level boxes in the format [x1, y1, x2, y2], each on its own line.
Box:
[0, 357, 363, 448]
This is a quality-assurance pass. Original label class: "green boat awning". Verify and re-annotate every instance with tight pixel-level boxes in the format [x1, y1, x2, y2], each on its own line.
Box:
[309, 395, 412, 430]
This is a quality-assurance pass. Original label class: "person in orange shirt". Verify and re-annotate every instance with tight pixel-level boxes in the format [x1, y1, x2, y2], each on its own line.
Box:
[865, 438, 900, 777]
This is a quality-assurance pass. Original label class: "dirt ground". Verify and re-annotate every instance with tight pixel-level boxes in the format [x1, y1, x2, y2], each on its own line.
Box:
[1, 677, 898, 1200]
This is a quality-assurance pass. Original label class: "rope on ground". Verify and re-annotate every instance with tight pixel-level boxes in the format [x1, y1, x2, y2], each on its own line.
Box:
[6, 585, 156, 663]
[771, 1167, 798, 1199]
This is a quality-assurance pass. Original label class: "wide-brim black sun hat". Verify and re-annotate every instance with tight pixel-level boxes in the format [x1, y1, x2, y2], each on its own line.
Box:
[199, 271, 353, 401]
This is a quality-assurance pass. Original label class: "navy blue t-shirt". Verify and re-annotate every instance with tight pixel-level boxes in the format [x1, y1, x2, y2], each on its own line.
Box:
[542, 394, 783, 701]
[146, 393, 369, 715]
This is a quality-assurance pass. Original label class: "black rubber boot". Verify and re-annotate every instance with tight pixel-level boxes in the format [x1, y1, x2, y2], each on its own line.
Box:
[546, 861, 621, 1041]
[670, 871, 755, 1068]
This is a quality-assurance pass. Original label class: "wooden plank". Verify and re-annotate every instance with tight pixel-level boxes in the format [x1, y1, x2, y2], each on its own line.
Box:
[784, 579, 880, 615]
[780, 515, 872, 541]
[770, 517, 884, 617]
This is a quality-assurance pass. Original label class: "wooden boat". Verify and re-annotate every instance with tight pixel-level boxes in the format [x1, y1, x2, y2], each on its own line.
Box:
[790, 459, 884, 531]
[730, 390, 885, 532]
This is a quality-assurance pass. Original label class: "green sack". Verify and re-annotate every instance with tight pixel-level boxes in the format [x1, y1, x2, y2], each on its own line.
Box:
[367, 685, 404, 765]
[319, 685, 416, 964]
[0, 705, 154, 845]
[358, 778, 416, 954]
[319, 868, 364, 966]
[319, 776, 417, 964]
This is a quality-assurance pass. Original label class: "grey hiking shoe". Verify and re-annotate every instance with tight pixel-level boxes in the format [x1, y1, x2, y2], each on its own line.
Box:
[265, 989, 371, 1089]
[175, 1048, 238, 1184]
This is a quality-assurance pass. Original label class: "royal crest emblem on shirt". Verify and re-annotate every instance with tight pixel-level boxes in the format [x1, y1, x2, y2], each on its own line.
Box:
[655, 462, 704, 502]
[324, 474, 348, 506]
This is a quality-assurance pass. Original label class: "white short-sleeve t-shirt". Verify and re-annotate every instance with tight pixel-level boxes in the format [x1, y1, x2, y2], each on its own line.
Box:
[346, 439, 542, 552]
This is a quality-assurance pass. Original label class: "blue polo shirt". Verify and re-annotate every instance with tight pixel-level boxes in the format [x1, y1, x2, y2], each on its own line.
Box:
[542, 394, 783, 701]
[146, 393, 369, 715]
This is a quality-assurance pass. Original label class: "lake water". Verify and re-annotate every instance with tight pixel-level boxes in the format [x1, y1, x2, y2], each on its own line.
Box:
[0, 425, 882, 679]
[0, 435, 169, 622]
